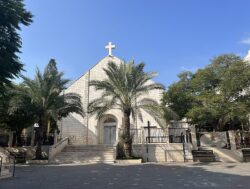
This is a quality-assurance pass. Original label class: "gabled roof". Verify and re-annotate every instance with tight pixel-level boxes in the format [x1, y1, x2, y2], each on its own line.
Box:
[67, 56, 124, 88]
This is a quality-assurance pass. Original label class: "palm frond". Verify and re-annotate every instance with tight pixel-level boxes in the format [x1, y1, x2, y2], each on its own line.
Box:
[88, 96, 119, 119]
[89, 60, 171, 126]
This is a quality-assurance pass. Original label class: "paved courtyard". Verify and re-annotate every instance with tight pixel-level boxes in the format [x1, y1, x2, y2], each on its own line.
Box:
[1, 163, 250, 189]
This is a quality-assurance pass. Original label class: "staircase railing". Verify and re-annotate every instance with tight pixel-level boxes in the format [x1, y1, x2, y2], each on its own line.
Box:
[48, 137, 69, 160]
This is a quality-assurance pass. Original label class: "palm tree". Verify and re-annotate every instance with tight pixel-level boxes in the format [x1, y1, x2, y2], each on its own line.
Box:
[88, 61, 166, 158]
[21, 59, 84, 159]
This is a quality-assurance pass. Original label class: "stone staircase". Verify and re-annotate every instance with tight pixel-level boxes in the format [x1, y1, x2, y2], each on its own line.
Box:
[51, 145, 115, 164]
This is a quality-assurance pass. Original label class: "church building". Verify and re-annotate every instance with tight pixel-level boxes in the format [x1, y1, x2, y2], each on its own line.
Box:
[60, 42, 163, 145]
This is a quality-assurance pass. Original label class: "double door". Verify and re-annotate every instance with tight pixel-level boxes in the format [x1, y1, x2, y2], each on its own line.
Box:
[104, 126, 116, 144]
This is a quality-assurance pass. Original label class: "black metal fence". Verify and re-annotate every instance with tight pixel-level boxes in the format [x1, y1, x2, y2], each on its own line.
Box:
[144, 128, 168, 143]
[118, 128, 142, 144]
[169, 127, 191, 143]
[144, 127, 191, 143]
[119, 127, 192, 144]
[235, 131, 250, 149]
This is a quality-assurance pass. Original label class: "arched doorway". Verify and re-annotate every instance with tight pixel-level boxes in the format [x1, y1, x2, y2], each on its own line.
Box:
[101, 115, 117, 145]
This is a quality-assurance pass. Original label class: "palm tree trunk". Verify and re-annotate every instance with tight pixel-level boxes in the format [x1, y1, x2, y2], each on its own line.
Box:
[123, 110, 132, 158]
[46, 119, 51, 142]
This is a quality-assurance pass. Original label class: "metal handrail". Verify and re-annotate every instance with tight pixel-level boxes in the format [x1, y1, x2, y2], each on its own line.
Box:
[51, 137, 69, 149]
[145, 136, 168, 143]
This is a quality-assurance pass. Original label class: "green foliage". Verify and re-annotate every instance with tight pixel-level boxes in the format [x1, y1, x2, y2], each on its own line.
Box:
[21, 59, 84, 130]
[116, 133, 128, 159]
[88, 61, 167, 125]
[162, 71, 194, 119]
[0, 84, 36, 131]
[19, 59, 84, 158]
[163, 54, 250, 131]
[0, 0, 33, 86]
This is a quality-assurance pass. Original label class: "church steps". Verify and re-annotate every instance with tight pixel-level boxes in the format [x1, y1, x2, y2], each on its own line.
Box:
[61, 145, 114, 152]
[51, 145, 115, 164]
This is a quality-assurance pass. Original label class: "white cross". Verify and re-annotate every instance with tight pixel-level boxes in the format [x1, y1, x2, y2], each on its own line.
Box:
[105, 42, 116, 56]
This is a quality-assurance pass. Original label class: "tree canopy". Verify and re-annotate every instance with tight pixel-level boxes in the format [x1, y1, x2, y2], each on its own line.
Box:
[162, 71, 194, 119]
[163, 54, 250, 131]
[0, 0, 33, 86]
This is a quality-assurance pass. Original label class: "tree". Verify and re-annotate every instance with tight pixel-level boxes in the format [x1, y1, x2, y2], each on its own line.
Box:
[0, 0, 33, 86]
[164, 54, 250, 131]
[188, 54, 250, 130]
[88, 61, 165, 157]
[162, 71, 194, 119]
[0, 84, 37, 145]
[21, 59, 84, 159]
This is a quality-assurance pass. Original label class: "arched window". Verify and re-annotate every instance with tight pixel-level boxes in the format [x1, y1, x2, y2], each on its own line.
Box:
[104, 117, 116, 124]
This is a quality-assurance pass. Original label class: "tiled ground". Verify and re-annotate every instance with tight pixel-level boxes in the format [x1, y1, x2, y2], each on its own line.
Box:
[1, 163, 250, 189]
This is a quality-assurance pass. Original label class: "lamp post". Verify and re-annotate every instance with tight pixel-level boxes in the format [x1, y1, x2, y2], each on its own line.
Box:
[34, 122, 43, 159]
[33, 123, 39, 146]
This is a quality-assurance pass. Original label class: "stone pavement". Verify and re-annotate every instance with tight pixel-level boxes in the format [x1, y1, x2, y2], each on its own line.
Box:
[1, 163, 250, 189]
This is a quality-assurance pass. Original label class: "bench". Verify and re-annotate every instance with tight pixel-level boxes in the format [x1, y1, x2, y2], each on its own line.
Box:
[9, 151, 26, 163]
[192, 150, 216, 162]
[242, 149, 250, 162]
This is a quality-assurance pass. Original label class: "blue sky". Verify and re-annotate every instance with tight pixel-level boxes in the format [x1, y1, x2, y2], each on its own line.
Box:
[19, 0, 250, 87]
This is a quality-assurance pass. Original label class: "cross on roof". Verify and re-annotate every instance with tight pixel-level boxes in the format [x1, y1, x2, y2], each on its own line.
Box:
[105, 42, 116, 56]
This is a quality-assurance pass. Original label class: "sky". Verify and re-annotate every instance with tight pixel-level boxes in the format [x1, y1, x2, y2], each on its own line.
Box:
[19, 0, 250, 87]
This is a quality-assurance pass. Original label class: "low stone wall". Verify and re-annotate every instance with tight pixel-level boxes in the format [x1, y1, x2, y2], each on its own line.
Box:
[197, 131, 242, 162]
[200, 132, 228, 148]
[132, 143, 184, 162]
[0, 147, 8, 163]
[48, 137, 69, 160]
[5, 146, 36, 160]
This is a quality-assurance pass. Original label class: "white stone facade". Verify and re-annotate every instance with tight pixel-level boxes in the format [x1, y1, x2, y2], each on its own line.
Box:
[60, 56, 163, 145]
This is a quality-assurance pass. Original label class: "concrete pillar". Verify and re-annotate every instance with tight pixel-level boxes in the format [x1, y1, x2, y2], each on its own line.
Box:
[54, 130, 58, 144]
[31, 129, 36, 146]
[228, 130, 237, 150]
[142, 128, 145, 144]
[8, 131, 13, 147]
[190, 126, 198, 149]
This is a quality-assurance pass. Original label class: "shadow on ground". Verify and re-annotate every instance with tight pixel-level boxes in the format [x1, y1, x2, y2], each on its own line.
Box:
[1, 163, 250, 189]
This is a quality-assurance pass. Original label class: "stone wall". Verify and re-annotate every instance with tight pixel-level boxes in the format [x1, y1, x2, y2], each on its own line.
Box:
[132, 143, 184, 162]
[200, 132, 229, 148]
[48, 137, 69, 160]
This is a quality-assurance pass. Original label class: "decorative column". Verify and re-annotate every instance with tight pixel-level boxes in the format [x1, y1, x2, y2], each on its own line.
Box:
[8, 131, 14, 147]
[190, 126, 198, 149]
[54, 129, 58, 144]
[31, 127, 36, 146]
[228, 130, 237, 150]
